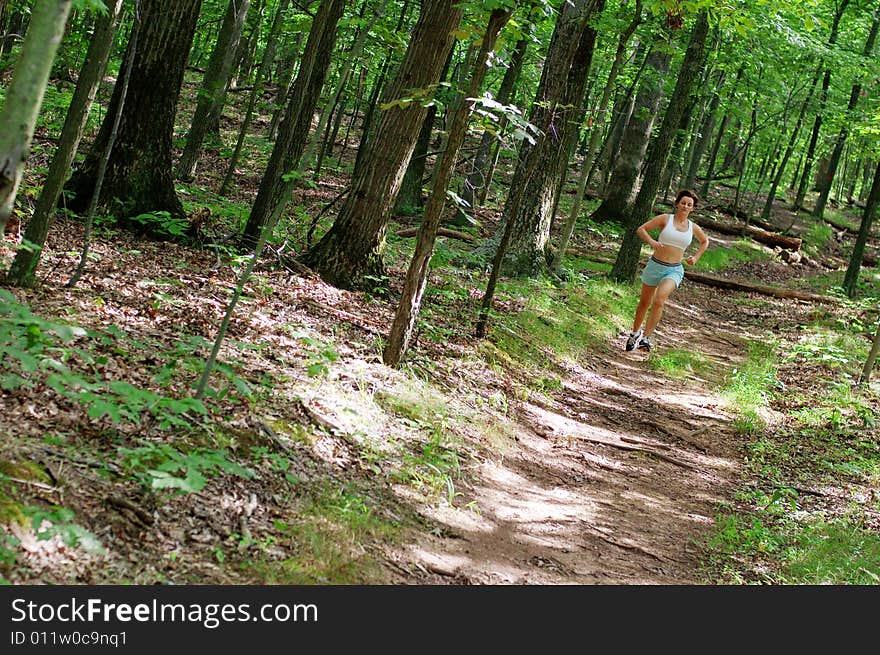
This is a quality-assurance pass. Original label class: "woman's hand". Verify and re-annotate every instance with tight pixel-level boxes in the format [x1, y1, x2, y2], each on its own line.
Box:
[685, 255, 697, 266]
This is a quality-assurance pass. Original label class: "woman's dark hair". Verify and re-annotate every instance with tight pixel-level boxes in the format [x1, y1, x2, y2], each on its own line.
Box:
[675, 189, 699, 206]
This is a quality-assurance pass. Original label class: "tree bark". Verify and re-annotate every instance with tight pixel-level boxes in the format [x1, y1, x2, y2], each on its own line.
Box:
[490, 0, 604, 277]
[0, 0, 72, 235]
[241, 0, 346, 245]
[611, 11, 710, 283]
[176, 0, 251, 181]
[5, 0, 123, 287]
[383, 7, 512, 367]
[591, 41, 670, 224]
[550, 1, 641, 273]
[62, 0, 203, 223]
[300, 0, 464, 290]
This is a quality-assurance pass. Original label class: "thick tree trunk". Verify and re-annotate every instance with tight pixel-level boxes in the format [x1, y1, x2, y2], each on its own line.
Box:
[0, 0, 72, 235]
[591, 42, 670, 224]
[241, 0, 346, 245]
[5, 0, 123, 287]
[551, 2, 641, 272]
[698, 215, 802, 250]
[491, 0, 603, 277]
[300, 0, 464, 290]
[63, 0, 203, 222]
[176, 0, 251, 181]
[611, 11, 710, 283]
[383, 7, 512, 367]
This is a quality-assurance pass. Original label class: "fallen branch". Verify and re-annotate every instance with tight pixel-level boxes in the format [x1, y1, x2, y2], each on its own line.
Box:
[684, 270, 841, 304]
[700, 214, 802, 251]
[396, 227, 477, 243]
[105, 496, 154, 527]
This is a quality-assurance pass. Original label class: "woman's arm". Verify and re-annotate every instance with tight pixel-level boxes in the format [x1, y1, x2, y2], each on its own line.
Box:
[636, 214, 668, 250]
[685, 224, 710, 266]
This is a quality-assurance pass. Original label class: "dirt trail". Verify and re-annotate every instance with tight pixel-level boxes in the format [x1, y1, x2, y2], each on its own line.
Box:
[397, 283, 774, 584]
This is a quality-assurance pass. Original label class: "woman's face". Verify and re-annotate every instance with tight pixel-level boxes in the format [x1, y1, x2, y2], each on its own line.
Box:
[677, 195, 695, 212]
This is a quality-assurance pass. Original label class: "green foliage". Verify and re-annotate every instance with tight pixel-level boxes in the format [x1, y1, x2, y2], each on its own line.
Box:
[720, 340, 778, 433]
[119, 439, 254, 494]
[286, 327, 340, 377]
[694, 239, 767, 271]
[21, 505, 104, 554]
[129, 211, 191, 239]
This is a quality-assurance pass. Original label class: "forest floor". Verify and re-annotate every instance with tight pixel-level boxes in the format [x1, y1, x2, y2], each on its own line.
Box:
[2, 177, 876, 586]
[1, 71, 878, 585]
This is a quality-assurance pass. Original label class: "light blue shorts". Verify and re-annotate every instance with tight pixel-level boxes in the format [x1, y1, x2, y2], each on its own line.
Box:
[640, 256, 684, 288]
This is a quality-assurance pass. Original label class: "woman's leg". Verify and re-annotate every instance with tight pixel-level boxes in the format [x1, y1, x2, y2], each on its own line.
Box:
[643, 278, 677, 337]
[633, 284, 656, 331]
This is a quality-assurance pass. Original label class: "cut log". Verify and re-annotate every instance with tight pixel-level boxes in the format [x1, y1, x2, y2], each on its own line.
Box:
[684, 271, 841, 304]
[396, 227, 477, 243]
[699, 215, 802, 251]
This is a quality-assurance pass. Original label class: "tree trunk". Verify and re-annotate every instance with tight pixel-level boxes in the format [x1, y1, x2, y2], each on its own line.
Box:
[591, 42, 670, 224]
[550, 2, 642, 272]
[843, 160, 880, 297]
[793, 0, 850, 211]
[611, 11, 710, 283]
[300, 0, 464, 290]
[812, 3, 879, 219]
[241, 0, 346, 246]
[62, 0, 203, 223]
[0, 0, 72, 235]
[5, 0, 123, 287]
[383, 7, 512, 367]
[491, 0, 604, 277]
[176, 0, 251, 181]
[219, 0, 289, 195]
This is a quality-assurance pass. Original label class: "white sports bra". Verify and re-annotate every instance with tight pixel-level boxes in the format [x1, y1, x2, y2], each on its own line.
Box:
[657, 214, 693, 250]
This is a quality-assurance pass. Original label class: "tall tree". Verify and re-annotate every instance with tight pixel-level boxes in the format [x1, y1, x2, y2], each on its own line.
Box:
[384, 6, 513, 367]
[611, 10, 710, 283]
[241, 0, 346, 246]
[301, 0, 464, 289]
[5, 0, 125, 287]
[176, 0, 252, 181]
[486, 0, 604, 277]
[0, 0, 72, 235]
[62, 0, 204, 223]
[843, 160, 880, 297]
[812, 2, 880, 218]
[793, 0, 850, 211]
[590, 38, 670, 224]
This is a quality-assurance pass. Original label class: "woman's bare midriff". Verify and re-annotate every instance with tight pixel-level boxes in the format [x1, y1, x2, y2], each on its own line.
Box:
[653, 244, 685, 264]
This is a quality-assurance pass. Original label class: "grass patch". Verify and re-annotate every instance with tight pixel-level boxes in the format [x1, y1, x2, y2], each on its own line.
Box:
[243, 481, 398, 584]
[694, 238, 768, 272]
[648, 347, 711, 379]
